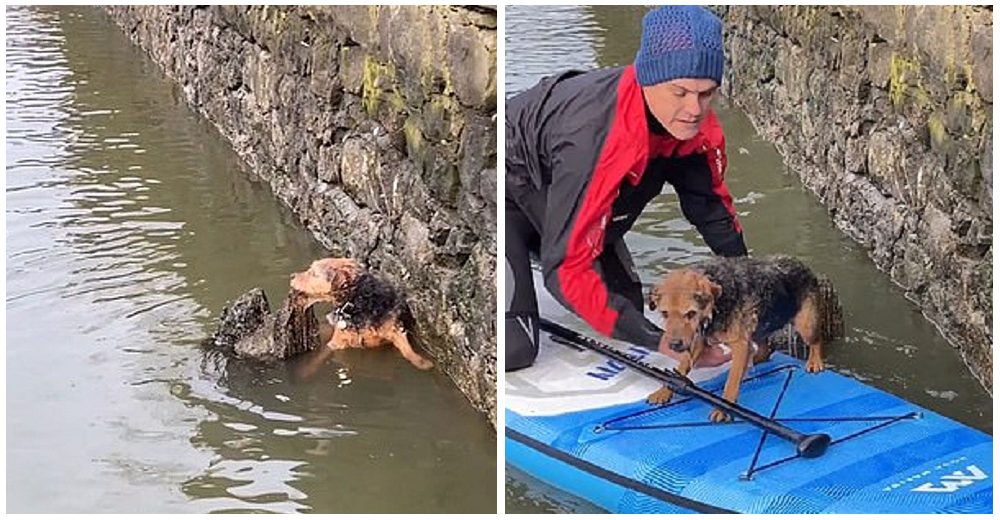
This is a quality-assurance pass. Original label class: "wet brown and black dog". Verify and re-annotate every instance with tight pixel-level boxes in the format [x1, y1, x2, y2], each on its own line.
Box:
[646, 255, 842, 422]
[290, 257, 433, 370]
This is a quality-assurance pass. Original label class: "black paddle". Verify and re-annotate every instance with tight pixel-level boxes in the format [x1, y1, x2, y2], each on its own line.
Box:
[539, 318, 831, 459]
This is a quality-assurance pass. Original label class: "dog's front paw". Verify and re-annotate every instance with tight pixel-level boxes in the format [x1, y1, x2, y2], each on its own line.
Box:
[647, 387, 673, 405]
[411, 357, 434, 370]
[709, 408, 732, 423]
[805, 358, 825, 373]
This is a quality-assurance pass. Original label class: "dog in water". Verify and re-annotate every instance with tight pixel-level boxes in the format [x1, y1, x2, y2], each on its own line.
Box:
[290, 257, 433, 370]
[646, 255, 842, 422]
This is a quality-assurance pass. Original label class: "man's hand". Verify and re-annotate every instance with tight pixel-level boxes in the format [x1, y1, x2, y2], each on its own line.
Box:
[657, 335, 732, 368]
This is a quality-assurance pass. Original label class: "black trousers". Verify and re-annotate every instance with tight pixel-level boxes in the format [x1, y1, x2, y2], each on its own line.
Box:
[505, 195, 541, 371]
[505, 184, 644, 371]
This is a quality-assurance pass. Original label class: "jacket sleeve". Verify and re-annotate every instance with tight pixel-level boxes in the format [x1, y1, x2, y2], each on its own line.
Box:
[670, 144, 748, 257]
[539, 136, 662, 349]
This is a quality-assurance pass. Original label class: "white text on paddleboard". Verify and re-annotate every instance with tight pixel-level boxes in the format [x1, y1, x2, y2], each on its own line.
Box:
[585, 346, 652, 381]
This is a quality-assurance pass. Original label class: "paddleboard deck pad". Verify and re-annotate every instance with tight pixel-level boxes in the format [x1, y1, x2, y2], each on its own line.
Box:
[505, 325, 993, 513]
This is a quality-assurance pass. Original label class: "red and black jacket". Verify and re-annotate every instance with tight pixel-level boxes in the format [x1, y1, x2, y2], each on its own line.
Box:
[506, 65, 747, 349]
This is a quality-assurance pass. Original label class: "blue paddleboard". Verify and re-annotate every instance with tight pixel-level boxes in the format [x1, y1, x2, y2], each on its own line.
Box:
[506, 326, 993, 513]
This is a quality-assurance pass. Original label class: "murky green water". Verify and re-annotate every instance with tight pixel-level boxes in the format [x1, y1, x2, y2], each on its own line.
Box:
[6, 6, 495, 513]
[504, 5, 991, 513]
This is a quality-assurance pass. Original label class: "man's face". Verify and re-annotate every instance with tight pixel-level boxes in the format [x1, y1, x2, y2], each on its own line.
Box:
[642, 78, 719, 141]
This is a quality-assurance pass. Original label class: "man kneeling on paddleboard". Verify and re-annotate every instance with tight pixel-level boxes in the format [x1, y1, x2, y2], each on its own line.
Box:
[505, 5, 746, 371]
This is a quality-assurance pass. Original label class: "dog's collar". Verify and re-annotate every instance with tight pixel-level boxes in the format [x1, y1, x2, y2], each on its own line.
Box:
[332, 301, 354, 317]
[693, 316, 760, 360]
[328, 302, 355, 330]
[694, 316, 717, 348]
[698, 316, 712, 336]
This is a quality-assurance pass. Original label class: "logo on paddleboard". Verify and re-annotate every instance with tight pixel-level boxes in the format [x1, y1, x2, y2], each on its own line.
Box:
[882, 456, 990, 494]
[911, 465, 988, 493]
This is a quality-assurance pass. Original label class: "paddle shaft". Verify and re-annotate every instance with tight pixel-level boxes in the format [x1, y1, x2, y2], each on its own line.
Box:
[539, 318, 830, 458]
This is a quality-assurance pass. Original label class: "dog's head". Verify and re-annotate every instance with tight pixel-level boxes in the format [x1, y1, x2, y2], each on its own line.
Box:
[648, 269, 721, 353]
[290, 257, 363, 307]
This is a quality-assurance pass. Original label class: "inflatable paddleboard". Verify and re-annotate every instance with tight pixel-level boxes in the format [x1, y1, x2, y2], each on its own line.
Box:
[505, 323, 993, 513]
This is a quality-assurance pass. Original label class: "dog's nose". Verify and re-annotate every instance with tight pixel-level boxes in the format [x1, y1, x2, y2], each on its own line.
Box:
[669, 340, 686, 352]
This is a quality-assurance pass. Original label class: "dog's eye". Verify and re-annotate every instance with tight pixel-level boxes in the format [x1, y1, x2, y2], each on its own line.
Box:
[685, 310, 697, 320]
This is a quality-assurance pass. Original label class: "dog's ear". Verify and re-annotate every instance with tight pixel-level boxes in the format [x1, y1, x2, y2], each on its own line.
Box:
[319, 265, 349, 292]
[317, 259, 362, 292]
[694, 278, 722, 309]
[707, 280, 722, 300]
[647, 284, 661, 311]
[330, 269, 349, 290]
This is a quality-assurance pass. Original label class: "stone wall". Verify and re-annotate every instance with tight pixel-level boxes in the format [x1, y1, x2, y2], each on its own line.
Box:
[718, 6, 992, 391]
[104, 6, 498, 424]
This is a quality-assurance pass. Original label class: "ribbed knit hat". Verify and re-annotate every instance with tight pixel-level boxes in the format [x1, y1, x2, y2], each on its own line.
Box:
[635, 6, 725, 87]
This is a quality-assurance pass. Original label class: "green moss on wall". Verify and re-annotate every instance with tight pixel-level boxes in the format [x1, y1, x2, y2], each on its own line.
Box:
[403, 115, 424, 160]
[889, 52, 935, 110]
[362, 54, 398, 116]
[927, 112, 948, 148]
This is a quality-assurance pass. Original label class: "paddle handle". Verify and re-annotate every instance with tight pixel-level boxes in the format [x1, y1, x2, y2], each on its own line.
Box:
[539, 318, 830, 459]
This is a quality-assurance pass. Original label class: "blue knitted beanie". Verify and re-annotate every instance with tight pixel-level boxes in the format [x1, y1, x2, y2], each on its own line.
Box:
[635, 6, 725, 87]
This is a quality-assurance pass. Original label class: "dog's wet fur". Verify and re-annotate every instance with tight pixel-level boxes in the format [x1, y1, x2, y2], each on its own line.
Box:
[290, 258, 433, 370]
[647, 255, 842, 422]
[337, 272, 409, 330]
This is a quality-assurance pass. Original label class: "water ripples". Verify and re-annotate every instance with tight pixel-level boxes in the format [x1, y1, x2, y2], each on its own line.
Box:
[504, 5, 604, 96]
